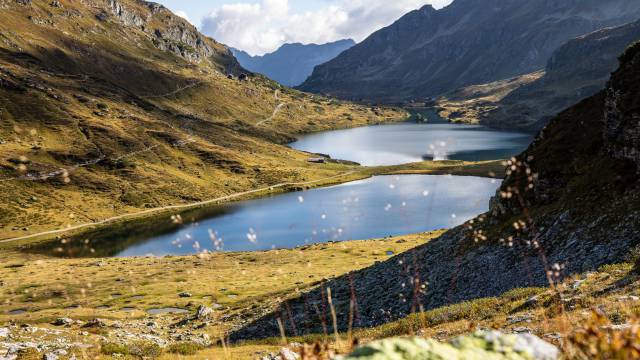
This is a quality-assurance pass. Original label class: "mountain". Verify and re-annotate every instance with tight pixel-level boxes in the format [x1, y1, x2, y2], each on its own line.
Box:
[436, 19, 640, 131]
[0, 0, 401, 238]
[298, 0, 640, 103]
[484, 19, 640, 131]
[232, 42, 640, 340]
[231, 40, 355, 87]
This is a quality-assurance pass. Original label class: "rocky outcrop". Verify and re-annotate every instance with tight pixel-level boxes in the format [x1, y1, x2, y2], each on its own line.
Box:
[107, 0, 146, 27]
[232, 33, 640, 342]
[299, 0, 640, 103]
[102, 0, 239, 67]
[604, 42, 640, 172]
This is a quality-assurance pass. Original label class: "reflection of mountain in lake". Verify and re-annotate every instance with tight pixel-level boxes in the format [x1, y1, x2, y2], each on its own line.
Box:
[25, 206, 234, 258]
[291, 122, 532, 166]
[26, 175, 501, 258]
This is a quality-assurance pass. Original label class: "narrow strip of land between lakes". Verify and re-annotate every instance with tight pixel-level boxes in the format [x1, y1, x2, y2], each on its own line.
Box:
[0, 160, 504, 246]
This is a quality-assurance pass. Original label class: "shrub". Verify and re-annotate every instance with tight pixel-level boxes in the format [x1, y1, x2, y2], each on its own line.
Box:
[102, 341, 162, 359]
[166, 342, 205, 355]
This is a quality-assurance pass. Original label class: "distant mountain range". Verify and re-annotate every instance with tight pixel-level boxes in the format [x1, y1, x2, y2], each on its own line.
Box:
[299, 0, 640, 103]
[231, 39, 355, 87]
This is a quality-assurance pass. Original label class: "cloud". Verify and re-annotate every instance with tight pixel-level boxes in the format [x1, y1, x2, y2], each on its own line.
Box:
[200, 0, 452, 55]
[174, 10, 192, 24]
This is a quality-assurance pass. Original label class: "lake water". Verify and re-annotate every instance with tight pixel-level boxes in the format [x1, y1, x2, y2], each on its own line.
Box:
[42, 175, 500, 257]
[290, 122, 532, 165]
[33, 119, 533, 257]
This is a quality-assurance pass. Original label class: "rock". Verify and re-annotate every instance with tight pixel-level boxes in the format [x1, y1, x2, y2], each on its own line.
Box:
[195, 305, 214, 320]
[52, 318, 73, 327]
[82, 318, 107, 328]
[307, 157, 326, 164]
[279, 348, 299, 360]
[43, 353, 58, 360]
[337, 332, 559, 360]
[618, 295, 640, 302]
[507, 314, 533, 325]
[193, 333, 212, 347]
[179, 292, 192, 298]
[512, 327, 532, 334]
[0, 327, 9, 338]
[524, 295, 539, 307]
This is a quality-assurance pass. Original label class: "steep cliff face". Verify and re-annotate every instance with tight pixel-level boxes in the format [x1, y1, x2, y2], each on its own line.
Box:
[482, 20, 640, 131]
[299, 0, 640, 103]
[104, 0, 239, 68]
[605, 43, 640, 171]
[232, 43, 640, 342]
[232, 40, 355, 87]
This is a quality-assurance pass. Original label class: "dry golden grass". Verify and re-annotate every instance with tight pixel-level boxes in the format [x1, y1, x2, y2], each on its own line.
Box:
[435, 71, 544, 124]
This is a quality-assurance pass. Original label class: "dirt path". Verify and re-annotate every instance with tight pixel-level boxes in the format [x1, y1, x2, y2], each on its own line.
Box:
[145, 81, 203, 99]
[256, 89, 286, 126]
[0, 171, 357, 244]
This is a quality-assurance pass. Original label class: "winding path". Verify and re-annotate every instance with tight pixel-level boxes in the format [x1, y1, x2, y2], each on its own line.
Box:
[256, 89, 286, 126]
[0, 171, 357, 244]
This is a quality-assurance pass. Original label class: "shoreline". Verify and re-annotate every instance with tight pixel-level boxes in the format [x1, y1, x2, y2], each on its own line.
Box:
[0, 160, 504, 249]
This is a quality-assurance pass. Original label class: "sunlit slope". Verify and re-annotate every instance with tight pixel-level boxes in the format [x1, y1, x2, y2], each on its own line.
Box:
[0, 0, 405, 238]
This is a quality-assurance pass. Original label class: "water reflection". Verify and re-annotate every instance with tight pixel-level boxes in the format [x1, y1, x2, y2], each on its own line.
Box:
[31, 175, 500, 258]
[290, 122, 532, 166]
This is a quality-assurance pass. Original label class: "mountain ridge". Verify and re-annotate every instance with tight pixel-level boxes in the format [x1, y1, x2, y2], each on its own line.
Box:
[231, 39, 355, 87]
[299, 0, 640, 103]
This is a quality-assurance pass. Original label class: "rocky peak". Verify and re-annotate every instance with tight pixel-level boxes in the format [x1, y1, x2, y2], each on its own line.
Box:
[107, 0, 147, 27]
[99, 0, 235, 66]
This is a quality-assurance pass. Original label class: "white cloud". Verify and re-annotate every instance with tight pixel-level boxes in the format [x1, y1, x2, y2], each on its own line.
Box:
[200, 0, 452, 56]
[175, 10, 192, 24]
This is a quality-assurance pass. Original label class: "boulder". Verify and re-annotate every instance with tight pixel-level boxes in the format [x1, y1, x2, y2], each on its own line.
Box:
[52, 318, 73, 327]
[337, 331, 558, 360]
[195, 305, 214, 320]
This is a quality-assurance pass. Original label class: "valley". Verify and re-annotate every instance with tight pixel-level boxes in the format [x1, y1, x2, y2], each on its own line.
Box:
[1, 0, 640, 359]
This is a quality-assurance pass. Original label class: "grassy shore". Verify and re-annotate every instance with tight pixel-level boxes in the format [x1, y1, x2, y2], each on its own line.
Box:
[0, 232, 442, 359]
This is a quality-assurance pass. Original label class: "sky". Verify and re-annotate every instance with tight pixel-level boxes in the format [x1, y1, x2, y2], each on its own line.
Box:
[156, 0, 453, 56]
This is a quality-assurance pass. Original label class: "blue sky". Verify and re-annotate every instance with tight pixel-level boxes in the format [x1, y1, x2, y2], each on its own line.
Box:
[156, 0, 453, 55]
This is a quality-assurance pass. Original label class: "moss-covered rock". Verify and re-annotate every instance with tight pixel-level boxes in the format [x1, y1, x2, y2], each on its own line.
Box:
[338, 331, 558, 360]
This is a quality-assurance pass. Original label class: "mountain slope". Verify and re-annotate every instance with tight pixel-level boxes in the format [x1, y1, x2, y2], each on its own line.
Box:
[231, 40, 355, 87]
[299, 0, 640, 103]
[0, 0, 403, 239]
[484, 19, 640, 131]
[435, 19, 640, 131]
[232, 43, 640, 340]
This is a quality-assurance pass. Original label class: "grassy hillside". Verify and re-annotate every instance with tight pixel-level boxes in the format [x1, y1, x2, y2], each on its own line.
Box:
[0, 0, 406, 240]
